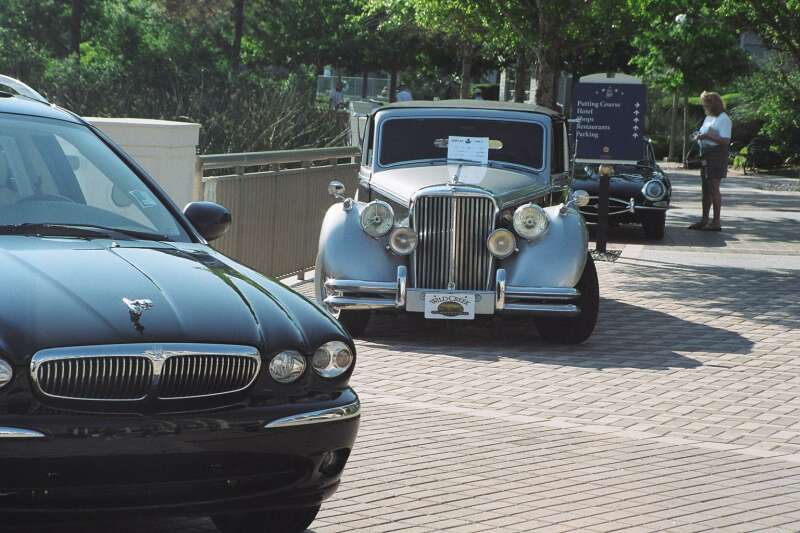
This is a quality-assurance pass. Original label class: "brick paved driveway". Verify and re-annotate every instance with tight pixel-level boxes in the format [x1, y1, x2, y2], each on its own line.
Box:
[13, 167, 800, 532]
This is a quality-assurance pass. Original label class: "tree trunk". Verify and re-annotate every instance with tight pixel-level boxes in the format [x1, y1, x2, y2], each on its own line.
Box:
[361, 69, 369, 98]
[533, 48, 557, 109]
[668, 89, 678, 161]
[513, 49, 528, 103]
[389, 70, 398, 103]
[70, 0, 83, 61]
[231, 0, 246, 72]
[682, 90, 689, 167]
[460, 48, 473, 99]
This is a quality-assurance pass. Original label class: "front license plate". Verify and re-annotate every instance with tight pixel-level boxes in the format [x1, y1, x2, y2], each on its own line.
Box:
[424, 293, 476, 320]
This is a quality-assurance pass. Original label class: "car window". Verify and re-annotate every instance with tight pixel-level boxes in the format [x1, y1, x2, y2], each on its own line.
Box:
[0, 113, 189, 241]
[379, 118, 545, 170]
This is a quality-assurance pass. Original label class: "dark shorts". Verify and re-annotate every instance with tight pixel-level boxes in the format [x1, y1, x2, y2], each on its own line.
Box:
[701, 146, 728, 180]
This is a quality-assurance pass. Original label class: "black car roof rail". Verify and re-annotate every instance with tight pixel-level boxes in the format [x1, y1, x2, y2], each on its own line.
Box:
[0, 74, 50, 105]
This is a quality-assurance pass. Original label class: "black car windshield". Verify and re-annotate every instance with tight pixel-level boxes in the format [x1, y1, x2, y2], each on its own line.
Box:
[379, 118, 545, 170]
[0, 113, 189, 241]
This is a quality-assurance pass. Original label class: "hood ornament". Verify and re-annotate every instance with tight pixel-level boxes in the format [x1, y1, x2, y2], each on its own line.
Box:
[123, 298, 154, 333]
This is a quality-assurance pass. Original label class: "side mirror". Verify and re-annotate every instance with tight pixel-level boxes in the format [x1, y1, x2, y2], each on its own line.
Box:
[184, 201, 232, 242]
[328, 180, 346, 199]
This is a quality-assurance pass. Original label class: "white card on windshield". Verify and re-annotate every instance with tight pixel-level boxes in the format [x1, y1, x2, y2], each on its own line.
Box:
[447, 136, 489, 165]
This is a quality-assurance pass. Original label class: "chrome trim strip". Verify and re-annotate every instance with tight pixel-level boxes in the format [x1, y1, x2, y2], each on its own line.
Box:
[265, 400, 361, 428]
[325, 279, 396, 294]
[502, 303, 580, 315]
[396, 266, 407, 308]
[0, 427, 46, 439]
[505, 286, 580, 301]
[30, 344, 261, 402]
[324, 296, 396, 310]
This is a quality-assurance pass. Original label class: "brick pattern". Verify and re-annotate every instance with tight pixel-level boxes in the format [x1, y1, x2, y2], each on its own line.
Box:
[13, 167, 800, 532]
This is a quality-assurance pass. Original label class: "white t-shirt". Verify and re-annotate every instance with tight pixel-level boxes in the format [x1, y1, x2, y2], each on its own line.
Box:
[699, 112, 732, 150]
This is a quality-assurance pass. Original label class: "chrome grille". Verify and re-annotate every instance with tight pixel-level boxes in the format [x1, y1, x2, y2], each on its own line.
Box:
[36, 356, 151, 400]
[31, 344, 261, 402]
[412, 195, 496, 290]
[159, 354, 260, 399]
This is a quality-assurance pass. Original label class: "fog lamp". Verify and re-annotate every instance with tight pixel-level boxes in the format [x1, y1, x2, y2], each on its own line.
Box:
[312, 341, 354, 378]
[389, 227, 418, 255]
[487, 228, 516, 259]
[0, 359, 12, 389]
[269, 351, 306, 383]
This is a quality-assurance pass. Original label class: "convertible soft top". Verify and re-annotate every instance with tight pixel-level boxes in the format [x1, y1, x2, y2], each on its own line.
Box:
[380, 99, 562, 118]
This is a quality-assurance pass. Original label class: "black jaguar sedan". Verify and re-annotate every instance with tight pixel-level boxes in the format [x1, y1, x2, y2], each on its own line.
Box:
[571, 138, 671, 240]
[0, 78, 359, 533]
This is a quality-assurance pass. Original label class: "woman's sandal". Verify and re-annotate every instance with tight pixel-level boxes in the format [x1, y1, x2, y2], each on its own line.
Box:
[688, 221, 708, 230]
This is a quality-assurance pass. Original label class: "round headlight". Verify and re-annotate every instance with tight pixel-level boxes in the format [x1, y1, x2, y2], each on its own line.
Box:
[312, 341, 354, 378]
[269, 351, 306, 383]
[360, 201, 394, 238]
[512, 203, 549, 241]
[487, 228, 516, 259]
[389, 226, 418, 255]
[642, 180, 666, 201]
[0, 359, 12, 389]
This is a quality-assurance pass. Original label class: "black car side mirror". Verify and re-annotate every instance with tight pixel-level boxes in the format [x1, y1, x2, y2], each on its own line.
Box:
[184, 201, 232, 242]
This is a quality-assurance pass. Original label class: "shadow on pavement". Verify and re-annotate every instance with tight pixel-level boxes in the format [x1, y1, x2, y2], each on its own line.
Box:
[360, 294, 753, 370]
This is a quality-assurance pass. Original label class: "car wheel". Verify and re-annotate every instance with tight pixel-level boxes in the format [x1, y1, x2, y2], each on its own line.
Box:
[212, 505, 321, 533]
[535, 253, 599, 344]
[641, 211, 666, 240]
[314, 255, 370, 337]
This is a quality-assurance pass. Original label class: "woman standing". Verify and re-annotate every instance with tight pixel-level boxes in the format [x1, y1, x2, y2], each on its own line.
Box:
[688, 91, 732, 231]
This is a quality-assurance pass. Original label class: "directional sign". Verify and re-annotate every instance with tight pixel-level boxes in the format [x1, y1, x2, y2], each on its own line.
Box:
[572, 76, 647, 164]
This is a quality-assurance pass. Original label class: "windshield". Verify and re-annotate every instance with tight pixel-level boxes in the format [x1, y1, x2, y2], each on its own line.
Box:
[379, 118, 545, 170]
[0, 113, 189, 241]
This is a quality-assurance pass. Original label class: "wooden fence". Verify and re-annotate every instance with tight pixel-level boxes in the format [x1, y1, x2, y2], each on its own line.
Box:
[197, 146, 361, 278]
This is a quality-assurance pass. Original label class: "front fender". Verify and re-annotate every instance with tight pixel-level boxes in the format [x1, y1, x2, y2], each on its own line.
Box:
[317, 202, 404, 282]
[501, 206, 588, 288]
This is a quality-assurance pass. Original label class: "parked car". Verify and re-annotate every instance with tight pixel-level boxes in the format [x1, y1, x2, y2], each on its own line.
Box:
[571, 138, 671, 239]
[316, 100, 598, 344]
[0, 75, 359, 533]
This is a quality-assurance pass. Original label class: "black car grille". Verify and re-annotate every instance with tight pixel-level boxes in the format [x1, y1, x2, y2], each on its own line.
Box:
[31, 344, 261, 402]
[412, 195, 496, 290]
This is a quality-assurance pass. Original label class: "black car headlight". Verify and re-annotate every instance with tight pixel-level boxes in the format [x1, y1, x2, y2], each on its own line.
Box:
[642, 180, 666, 201]
[0, 358, 12, 389]
[269, 350, 306, 383]
[312, 341, 354, 378]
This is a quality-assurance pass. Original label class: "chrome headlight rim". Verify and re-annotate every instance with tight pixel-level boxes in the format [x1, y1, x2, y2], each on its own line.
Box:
[487, 228, 517, 259]
[268, 350, 307, 384]
[360, 200, 395, 238]
[388, 226, 418, 255]
[312, 341, 354, 379]
[0, 358, 12, 389]
[512, 203, 550, 241]
[642, 179, 666, 201]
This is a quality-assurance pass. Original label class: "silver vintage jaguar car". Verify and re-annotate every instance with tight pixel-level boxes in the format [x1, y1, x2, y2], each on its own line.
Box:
[315, 100, 598, 344]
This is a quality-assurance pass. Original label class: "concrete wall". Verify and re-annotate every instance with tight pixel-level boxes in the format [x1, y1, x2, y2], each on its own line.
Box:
[86, 118, 200, 209]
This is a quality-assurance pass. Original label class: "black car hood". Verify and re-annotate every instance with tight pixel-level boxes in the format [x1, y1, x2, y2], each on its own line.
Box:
[572, 175, 645, 199]
[0, 237, 345, 364]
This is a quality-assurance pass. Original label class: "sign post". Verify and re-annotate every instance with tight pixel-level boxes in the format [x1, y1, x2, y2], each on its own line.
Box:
[572, 73, 646, 258]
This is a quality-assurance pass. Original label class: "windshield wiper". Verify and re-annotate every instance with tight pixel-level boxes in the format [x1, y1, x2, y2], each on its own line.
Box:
[0, 223, 169, 242]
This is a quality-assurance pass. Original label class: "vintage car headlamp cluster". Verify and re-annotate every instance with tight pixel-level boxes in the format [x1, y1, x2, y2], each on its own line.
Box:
[269, 350, 306, 383]
[389, 226, 418, 255]
[0, 358, 12, 389]
[512, 203, 549, 241]
[312, 341, 354, 378]
[487, 228, 516, 259]
[642, 180, 666, 201]
[360, 201, 394, 238]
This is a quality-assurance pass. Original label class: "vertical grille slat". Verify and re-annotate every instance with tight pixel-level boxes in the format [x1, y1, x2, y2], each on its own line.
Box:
[413, 195, 495, 291]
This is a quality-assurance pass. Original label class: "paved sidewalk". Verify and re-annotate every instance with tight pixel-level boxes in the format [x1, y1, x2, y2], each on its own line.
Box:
[15, 168, 800, 532]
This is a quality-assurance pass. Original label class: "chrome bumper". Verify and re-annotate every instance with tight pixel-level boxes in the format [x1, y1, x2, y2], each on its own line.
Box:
[0, 427, 46, 439]
[580, 196, 669, 217]
[323, 267, 580, 316]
